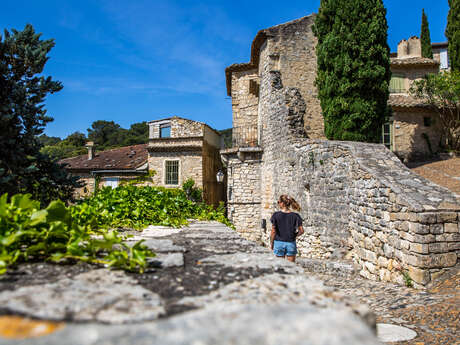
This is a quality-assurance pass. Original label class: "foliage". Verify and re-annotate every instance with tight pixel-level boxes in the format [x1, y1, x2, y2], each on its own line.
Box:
[313, 0, 391, 142]
[421, 9, 433, 59]
[72, 185, 231, 229]
[410, 71, 460, 152]
[402, 270, 414, 288]
[0, 24, 80, 205]
[446, 0, 460, 72]
[40, 121, 149, 161]
[0, 193, 155, 275]
[182, 178, 202, 203]
[119, 170, 157, 187]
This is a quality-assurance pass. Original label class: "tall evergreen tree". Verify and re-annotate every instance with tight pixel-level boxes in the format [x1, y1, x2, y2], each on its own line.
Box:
[446, 0, 460, 71]
[0, 24, 80, 205]
[314, 0, 391, 142]
[421, 9, 433, 59]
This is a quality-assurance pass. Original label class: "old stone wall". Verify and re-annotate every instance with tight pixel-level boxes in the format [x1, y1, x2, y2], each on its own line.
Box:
[171, 118, 204, 138]
[258, 15, 324, 140]
[257, 69, 460, 287]
[148, 151, 203, 188]
[393, 110, 443, 160]
[223, 149, 262, 241]
[231, 69, 259, 147]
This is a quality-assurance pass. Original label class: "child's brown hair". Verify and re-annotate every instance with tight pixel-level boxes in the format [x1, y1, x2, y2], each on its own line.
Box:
[278, 194, 301, 211]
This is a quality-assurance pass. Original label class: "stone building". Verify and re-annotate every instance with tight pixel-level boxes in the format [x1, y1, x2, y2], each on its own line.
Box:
[222, 14, 460, 287]
[60, 143, 149, 196]
[62, 116, 225, 204]
[386, 37, 444, 161]
[148, 116, 225, 205]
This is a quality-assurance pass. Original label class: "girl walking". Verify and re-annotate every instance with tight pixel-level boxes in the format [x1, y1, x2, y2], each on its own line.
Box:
[270, 195, 304, 262]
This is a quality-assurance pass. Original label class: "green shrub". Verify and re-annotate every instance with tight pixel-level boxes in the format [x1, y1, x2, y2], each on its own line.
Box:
[0, 193, 154, 275]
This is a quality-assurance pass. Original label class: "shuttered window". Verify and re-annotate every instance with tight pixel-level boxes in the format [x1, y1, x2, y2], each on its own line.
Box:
[389, 75, 405, 93]
[165, 160, 179, 185]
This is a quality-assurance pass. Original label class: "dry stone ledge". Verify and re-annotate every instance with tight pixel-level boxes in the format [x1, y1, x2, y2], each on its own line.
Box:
[0, 221, 381, 345]
[0, 269, 165, 324]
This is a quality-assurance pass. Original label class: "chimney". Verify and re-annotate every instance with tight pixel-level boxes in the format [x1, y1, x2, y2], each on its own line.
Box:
[85, 141, 94, 160]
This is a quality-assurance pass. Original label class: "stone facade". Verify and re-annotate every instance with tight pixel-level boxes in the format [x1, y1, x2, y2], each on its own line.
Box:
[388, 37, 443, 161]
[223, 16, 460, 287]
[148, 117, 224, 205]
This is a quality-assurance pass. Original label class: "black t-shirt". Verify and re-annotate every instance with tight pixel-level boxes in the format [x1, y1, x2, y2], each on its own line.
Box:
[270, 211, 303, 242]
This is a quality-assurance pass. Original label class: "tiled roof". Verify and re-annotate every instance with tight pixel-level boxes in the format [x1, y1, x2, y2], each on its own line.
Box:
[59, 144, 148, 171]
[390, 57, 439, 67]
[388, 94, 431, 108]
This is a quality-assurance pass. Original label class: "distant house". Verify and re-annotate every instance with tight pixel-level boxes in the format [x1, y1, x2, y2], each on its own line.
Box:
[61, 116, 225, 204]
[147, 116, 225, 205]
[386, 37, 445, 161]
[60, 143, 149, 195]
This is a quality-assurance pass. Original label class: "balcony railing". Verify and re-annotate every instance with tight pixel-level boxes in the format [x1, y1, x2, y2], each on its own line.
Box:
[232, 125, 258, 148]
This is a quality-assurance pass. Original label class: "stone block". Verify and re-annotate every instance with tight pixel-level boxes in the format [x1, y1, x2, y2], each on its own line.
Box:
[430, 224, 444, 234]
[400, 239, 410, 250]
[397, 221, 409, 231]
[408, 222, 430, 234]
[437, 212, 457, 223]
[377, 256, 388, 268]
[448, 242, 460, 251]
[364, 237, 374, 250]
[379, 268, 391, 282]
[410, 243, 429, 254]
[408, 266, 430, 285]
[428, 242, 448, 253]
[364, 261, 376, 274]
[445, 233, 460, 242]
[444, 223, 458, 233]
[411, 253, 457, 268]
[383, 244, 394, 258]
[417, 213, 438, 224]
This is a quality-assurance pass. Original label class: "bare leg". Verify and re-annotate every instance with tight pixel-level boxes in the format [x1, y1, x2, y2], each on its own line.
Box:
[286, 255, 296, 262]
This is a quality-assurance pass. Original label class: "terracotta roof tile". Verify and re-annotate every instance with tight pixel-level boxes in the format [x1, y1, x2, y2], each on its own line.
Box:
[59, 144, 148, 171]
[388, 94, 431, 108]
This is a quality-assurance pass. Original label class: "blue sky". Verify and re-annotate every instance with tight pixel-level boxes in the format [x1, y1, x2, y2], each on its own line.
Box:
[1, 1, 450, 138]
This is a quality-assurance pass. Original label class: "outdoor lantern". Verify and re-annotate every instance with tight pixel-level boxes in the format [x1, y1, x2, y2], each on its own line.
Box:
[216, 170, 224, 183]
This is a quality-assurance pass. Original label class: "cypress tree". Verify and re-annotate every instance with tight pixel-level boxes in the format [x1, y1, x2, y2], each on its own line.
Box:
[313, 0, 391, 142]
[421, 9, 433, 59]
[446, 0, 460, 71]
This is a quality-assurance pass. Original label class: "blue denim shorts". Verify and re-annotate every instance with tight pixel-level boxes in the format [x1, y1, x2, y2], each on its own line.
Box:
[273, 240, 297, 257]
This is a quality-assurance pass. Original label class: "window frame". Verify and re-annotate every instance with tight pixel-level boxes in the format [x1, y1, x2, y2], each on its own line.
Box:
[164, 160, 180, 186]
[159, 123, 171, 138]
[389, 74, 406, 93]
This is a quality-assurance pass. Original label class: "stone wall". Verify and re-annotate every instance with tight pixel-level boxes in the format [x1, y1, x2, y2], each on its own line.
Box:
[393, 110, 443, 160]
[148, 151, 203, 188]
[258, 15, 324, 140]
[222, 148, 262, 241]
[171, 118, 204, 138]
[256, 69, 460, 288]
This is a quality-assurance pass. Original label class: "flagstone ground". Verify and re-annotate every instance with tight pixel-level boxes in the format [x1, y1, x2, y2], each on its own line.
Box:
[0, 221, 457, 344]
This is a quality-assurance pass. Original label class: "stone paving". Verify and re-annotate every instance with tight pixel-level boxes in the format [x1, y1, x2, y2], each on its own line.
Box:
[0, 221, 457, 344]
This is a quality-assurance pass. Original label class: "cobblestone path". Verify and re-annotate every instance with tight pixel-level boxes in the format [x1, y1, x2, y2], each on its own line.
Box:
[308, 268, 459, 345]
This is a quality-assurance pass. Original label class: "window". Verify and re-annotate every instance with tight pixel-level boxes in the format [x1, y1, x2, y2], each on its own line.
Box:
[104, 177, 119, 189]
[389, 75, 405, 93]
[160, 124, 171, 138]
[165, 160, 179, 185]
[423, 117, 432, 127]
[382, 122, 393, 150]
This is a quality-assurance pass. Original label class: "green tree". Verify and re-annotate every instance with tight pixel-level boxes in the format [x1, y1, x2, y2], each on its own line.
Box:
[410, 71, 460, 151]
[0, 24, 80, 205]
[87, 120, 127, 150]
[38, 134, 61, 146]
[124, 121, 148, 145]
[421, 9, 433, 59]
[313, 0, 391, 142]
[446, 0, 460, 71]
